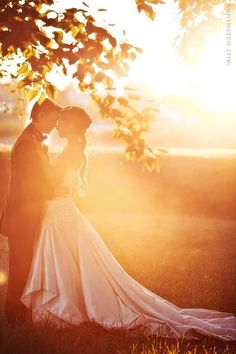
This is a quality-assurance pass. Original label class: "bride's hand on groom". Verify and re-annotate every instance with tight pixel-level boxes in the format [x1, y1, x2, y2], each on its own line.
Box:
[53, 186, 70, 198]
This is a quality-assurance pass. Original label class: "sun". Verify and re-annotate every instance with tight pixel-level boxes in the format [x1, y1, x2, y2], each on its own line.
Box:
[189, 30, 236, 114]
[46, 63, 72, 91]
[45, 4, 236, 119]
[128, 26, 236, 118]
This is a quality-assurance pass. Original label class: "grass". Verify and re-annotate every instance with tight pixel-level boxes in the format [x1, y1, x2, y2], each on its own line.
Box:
[0, 149, 236, 353]
[0, 320, 235, 354]
[1, 213, 236, 353]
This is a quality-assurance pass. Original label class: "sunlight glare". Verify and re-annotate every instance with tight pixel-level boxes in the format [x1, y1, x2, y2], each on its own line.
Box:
[0, 270, 8, 286]
[190, 31, 236, 113]
[46, 63, 74, 90]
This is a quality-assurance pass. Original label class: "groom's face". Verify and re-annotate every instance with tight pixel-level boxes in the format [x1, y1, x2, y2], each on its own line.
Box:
[39, 110, 58, 134]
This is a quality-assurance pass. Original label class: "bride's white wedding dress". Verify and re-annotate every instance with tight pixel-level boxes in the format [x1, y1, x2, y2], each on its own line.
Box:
[21, 168, 236, 341]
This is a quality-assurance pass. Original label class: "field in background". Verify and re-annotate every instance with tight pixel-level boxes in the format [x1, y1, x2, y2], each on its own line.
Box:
[1, 148, 236, 219]
[0, 148, 236, 353]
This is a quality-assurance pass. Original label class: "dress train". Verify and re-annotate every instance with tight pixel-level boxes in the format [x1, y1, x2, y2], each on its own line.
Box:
[21, 170, 236, 341]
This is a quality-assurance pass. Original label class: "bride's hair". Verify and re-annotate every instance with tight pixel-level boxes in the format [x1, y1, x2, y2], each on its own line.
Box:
[78, 133, 88, 196]
[61, 106, 92, 197]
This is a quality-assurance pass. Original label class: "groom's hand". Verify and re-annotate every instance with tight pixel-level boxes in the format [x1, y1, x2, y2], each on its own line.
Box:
[53, 186, 70, 198]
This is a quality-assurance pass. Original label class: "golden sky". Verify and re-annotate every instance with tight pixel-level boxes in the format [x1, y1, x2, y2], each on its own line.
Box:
[34, 0, 236, 151]
[47, 0, 236, 120]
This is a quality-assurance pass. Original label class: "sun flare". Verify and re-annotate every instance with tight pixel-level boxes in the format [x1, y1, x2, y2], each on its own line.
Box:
[188, 31, 236, 113]
[127, 26, 236, 120]
[45, 2, 236, 125]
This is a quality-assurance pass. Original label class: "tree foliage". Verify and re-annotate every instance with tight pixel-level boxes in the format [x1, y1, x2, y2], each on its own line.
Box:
[0, 0, 232, 172]
[177, 0, 236, 64]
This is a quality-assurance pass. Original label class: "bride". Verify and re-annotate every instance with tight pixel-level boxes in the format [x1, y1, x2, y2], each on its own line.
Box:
[21, 106, 236, 341]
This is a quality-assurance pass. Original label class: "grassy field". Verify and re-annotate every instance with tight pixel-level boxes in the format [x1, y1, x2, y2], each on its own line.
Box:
[0, 149, 236, 353]
[1, 148, 236, 219]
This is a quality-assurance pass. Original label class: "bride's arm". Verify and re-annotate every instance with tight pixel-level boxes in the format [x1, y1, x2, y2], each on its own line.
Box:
[53, 185, 70, 198]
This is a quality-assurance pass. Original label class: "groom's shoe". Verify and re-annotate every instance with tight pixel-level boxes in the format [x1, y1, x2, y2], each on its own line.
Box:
[5, 301, 32, 328]
[6, 311, 32, 328]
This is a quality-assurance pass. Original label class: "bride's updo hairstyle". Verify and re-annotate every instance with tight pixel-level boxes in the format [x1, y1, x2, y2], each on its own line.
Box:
[61, 106, 92, 197]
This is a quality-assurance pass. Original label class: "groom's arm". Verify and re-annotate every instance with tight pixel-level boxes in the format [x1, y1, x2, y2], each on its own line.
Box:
[12, 137, 54, 204]
[53, 186, 70, 198]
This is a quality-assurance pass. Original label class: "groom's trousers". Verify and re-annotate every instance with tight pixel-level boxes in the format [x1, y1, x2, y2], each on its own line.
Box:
[5, 215, 41, 326]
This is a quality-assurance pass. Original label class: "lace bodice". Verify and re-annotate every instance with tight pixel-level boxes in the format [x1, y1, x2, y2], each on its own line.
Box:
[60, 168, 78, 191]
[44, 168, 78, 217]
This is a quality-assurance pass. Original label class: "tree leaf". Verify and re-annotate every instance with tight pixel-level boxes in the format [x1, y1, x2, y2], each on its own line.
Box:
[26, 88, 39, 101]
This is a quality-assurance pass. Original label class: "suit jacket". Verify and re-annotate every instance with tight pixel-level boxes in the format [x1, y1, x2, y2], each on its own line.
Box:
[0, 123, 54, 239]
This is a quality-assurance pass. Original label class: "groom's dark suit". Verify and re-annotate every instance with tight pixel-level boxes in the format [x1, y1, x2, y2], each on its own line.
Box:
[0, 122, 54, 324]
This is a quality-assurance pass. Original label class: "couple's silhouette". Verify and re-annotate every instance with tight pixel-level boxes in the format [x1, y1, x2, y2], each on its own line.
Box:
[0, 97, 236, 341]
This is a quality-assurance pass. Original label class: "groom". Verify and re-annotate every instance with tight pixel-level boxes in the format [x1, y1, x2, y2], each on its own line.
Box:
[0, 97, 62, 326]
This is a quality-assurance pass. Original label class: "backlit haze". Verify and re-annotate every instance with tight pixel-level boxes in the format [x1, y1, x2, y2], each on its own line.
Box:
[42, 0, 236, 151]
